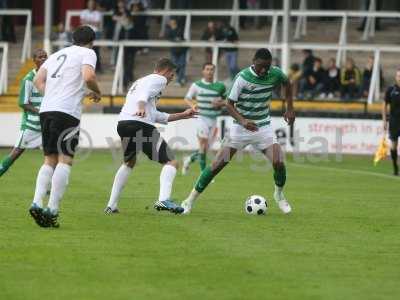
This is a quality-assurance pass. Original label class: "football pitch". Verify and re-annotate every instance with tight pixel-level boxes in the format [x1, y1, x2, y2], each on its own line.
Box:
[0, 149, 399, 300]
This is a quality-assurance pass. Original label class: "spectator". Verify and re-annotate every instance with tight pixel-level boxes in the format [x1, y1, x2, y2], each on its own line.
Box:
[112, 0, 137, 88]
[166, 18, 188, 86]
[299, 57, 326, 100]
[288, 63, 302, 99]
[301, 49, 316, 76]
[324, 58, 341, 99]
[55, 22, 72, 50]
[97, 0, 115, 39]
[340, 58, 361, 100]
[131, 1, 150, 54]
[0, 0, 16, 43]
[360, 56, 384, 98]
[80, 0, 103, 71]
[246, 0, 261, 28]
[201, 21, 223, 63]
[221, 21, 239, 80]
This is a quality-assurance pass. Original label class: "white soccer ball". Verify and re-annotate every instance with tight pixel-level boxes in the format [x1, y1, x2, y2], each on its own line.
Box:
[245, 195, 268, 215]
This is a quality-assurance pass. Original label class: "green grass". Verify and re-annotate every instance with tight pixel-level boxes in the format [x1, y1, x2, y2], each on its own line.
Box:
[0, 149, 399, 300]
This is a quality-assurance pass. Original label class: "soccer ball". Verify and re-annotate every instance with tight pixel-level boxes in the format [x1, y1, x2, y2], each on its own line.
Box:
[245, 195, 268, 215]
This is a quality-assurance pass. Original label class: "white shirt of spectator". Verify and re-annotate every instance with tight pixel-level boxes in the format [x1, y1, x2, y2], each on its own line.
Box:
[39, 45, 97, 120]
[80, 9, 102, 32]
[119, 74, 170, 126]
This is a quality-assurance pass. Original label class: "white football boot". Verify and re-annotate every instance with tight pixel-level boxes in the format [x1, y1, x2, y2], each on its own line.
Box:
[273, 186, 292, 214]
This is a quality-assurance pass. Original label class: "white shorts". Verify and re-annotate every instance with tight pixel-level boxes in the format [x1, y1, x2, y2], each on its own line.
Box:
[197, 116, 217, 139]
[14, 129, 42, 149]
[223, 124, 277, 151]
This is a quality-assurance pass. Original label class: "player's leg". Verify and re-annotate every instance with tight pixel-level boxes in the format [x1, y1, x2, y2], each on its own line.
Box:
[182, 151, 199, 175]
[181, 146, 237, 214]
[261, 143, 292, 214]
[0, 147, 25, 177]
[390, 137, 398, 176]
[105, 157, 136, 214]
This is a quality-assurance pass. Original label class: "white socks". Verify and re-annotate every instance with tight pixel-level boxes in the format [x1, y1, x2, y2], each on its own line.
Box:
[158, 164, 177, 202]
[32, 164, 54, 207]
[185, 189, 200, 206]
[47, 163, 71, 214]
[107, 164, 132, 210]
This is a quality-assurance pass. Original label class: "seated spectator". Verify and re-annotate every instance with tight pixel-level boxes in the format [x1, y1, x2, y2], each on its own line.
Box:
[340, 58, 361, 100]
[201, 21, 223, 63]
[324, 58, 340, 99]
[298, 57, 326, 100]
[80, 0, 103, 71]
[360, 56, 384, 98]
[288, 63, 302, 99]
[166, 18, 188, 86]
[221, 21, 239, 80]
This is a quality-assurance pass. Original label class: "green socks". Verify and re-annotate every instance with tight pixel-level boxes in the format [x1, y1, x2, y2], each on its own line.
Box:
[274, 164, 286, 188]
[194, 166, 214, 193]
[0, 155, 14, 177]
[199, 153, 206, 171]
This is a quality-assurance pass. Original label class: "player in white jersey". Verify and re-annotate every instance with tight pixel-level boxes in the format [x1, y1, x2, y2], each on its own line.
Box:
[104, 58, 197, 214]
[29, 26, 102, 228]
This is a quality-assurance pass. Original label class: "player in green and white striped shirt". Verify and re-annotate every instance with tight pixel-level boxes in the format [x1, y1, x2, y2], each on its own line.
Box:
[0, 49, 47, 177]
[182, 63, 226, 174]
[181, 49, 296, 214]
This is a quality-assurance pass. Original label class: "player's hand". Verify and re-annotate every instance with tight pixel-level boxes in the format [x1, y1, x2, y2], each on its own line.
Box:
[181, 107, 198, 119]
[89, 92, 101, 103]
[241, 119, 258, 132]
[135, 108, 146, 118]
[284, 110, 296, 125]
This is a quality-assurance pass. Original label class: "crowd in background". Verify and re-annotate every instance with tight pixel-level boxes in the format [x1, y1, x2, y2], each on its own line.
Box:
[288, 50, 383, 101]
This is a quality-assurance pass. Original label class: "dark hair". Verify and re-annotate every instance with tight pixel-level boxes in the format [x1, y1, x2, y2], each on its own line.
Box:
[33, 48, 46, 59]
[290, 63, 300, 72]
[202, 62, 215, 70]
[72, 25, 96, 46]
[314, 57, 322, 64]
[303, 49, 313, 55]
[155, 58, 177, 71]
[253, 48, 272, 61]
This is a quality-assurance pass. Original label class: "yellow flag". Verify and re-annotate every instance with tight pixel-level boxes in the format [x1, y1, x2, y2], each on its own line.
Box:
[374, 137, 389, 166]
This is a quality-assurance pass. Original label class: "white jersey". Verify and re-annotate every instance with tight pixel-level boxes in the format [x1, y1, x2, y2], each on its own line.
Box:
[119, 74, 170, 126]
[39, 45, 97, 120]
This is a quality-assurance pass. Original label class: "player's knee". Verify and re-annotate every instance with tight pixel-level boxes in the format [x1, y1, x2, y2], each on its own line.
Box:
[166, 159, 179, 169]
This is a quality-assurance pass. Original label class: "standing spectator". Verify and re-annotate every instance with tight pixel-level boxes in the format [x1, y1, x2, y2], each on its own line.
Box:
[246, 0, 261, 28]
[221, 21, 239, 80]
[201, 21, 223, 63]
[0, 0, 16, 43]
[80, 0, 103, 71]
[288, 63, 302, 99]
[97, 0, 115, 39]
[324, 58, 341, 99]
[298, 57, 326, 100]
[114, 1, 135, 88]
[131, 1, 149, 55]
[340, 58, 361, 100]
[360, 56, 384, 98]
[166, 18, 188, 86]
[301, 49, 316, 76]
[55, 22, 72, 50]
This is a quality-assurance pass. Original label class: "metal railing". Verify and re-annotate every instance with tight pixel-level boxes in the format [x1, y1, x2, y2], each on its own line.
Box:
[0, 42, 9, 94]
[51, 39, 392, 105]
[0, 9, 31, 63]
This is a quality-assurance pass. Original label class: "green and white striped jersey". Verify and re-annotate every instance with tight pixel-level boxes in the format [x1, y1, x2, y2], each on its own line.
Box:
[185, 79, 226, 119]
[18, 69, 42, 132]
[228, 66, 288, 128]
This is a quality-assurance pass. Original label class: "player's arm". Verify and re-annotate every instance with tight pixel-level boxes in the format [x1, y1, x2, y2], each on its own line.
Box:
[282, 80, 295, 125]
[382, 87, 391, 131]
[19, 79, 39, 114]
[82, 65, 101, 103]
[167, 107, 197, 122]
[225, 99, 257, 131]
[33, 67, 47, 95]
[184, 83, 197, 109]
[225, 77, 258, 131]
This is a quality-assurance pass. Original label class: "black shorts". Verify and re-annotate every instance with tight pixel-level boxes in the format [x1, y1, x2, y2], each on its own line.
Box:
[40, 111, 80, 157]
[117, 120, 174, 164]
[389, 122, 400, 141]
